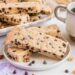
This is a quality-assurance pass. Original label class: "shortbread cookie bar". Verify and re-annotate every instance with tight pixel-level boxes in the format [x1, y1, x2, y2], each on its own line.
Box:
[6, 47, 31, 62]
[3, 0, 19, 3]
[0, 14, 30, 25]
[5, 27, 69, 60]
[55, 0, 72, 5]
[0, 2, 42, 14]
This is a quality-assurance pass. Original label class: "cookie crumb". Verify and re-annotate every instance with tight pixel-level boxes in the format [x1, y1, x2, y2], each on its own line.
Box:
[67, 55, 74, 62]
[71, 70, 75, 74]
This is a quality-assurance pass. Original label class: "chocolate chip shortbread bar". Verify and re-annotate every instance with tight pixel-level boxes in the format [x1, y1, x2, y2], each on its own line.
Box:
[0, 2, 42, 15]
[5, 27, 69, 60]
[0, 14, 30, 25]
[6, 47, 31, 62]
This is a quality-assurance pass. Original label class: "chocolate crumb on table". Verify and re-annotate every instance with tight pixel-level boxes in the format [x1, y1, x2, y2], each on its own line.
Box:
[13, 70, 16, 74]
[64, 69, 69, 73]
[0, 55, 4, 59]
[24, 71, 28, 75]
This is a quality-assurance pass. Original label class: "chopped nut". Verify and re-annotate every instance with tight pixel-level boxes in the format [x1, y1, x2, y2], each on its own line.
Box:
[67, 55, 74, 62]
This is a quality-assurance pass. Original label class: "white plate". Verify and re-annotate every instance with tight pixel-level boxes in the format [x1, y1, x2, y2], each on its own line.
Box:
[0, 15, 53, 36]
[3, 44, 70, 71]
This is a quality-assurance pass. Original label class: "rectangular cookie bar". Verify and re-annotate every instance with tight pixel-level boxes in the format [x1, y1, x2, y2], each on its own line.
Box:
[3, 0, 19, 3]
[5, 27, 69, 60]
[0, 14, 30, 25]
[0, 2, 42, 14]
[6, 47, 31, 62]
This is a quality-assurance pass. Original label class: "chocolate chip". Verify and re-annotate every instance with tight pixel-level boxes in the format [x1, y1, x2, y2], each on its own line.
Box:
[17, 41, 21, 45]
[13, 70, 16, 74]
[26, 46, 29, 49]
[62, 43, 66, 47]
[0, 10, 2, 13]
[44, 51, 47, 52]
[64, 69, 69, 73]
[9, 7, 11, 10]
[11, 17, 13, 21]
[54, 39, 57, 41]
[14, 19, 16, 22]
[15, 39, 17, 42]
[28, 8, 33, 11]
[13, 50, 16, 52]
[24, 71, 28, 75]
[57, 30, 60, 33]
[0, 55, 4, 59]
[31, 47, 34, 50]
[19, 19, 21, 21]
[43, 60, 47, 64]
[31, 60, 35, 64]
[11, 41, 13, 43]
[6, 18, 8, 21]
[53, 53, 56, 56]
[61, 55, 64, 58]
[28, 63, 32, 66]
[39, 33, 42, 35]
[2, 8, 5, 12]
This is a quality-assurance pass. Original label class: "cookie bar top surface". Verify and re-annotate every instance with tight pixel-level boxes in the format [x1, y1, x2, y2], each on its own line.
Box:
[5, 26, 69, 60]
